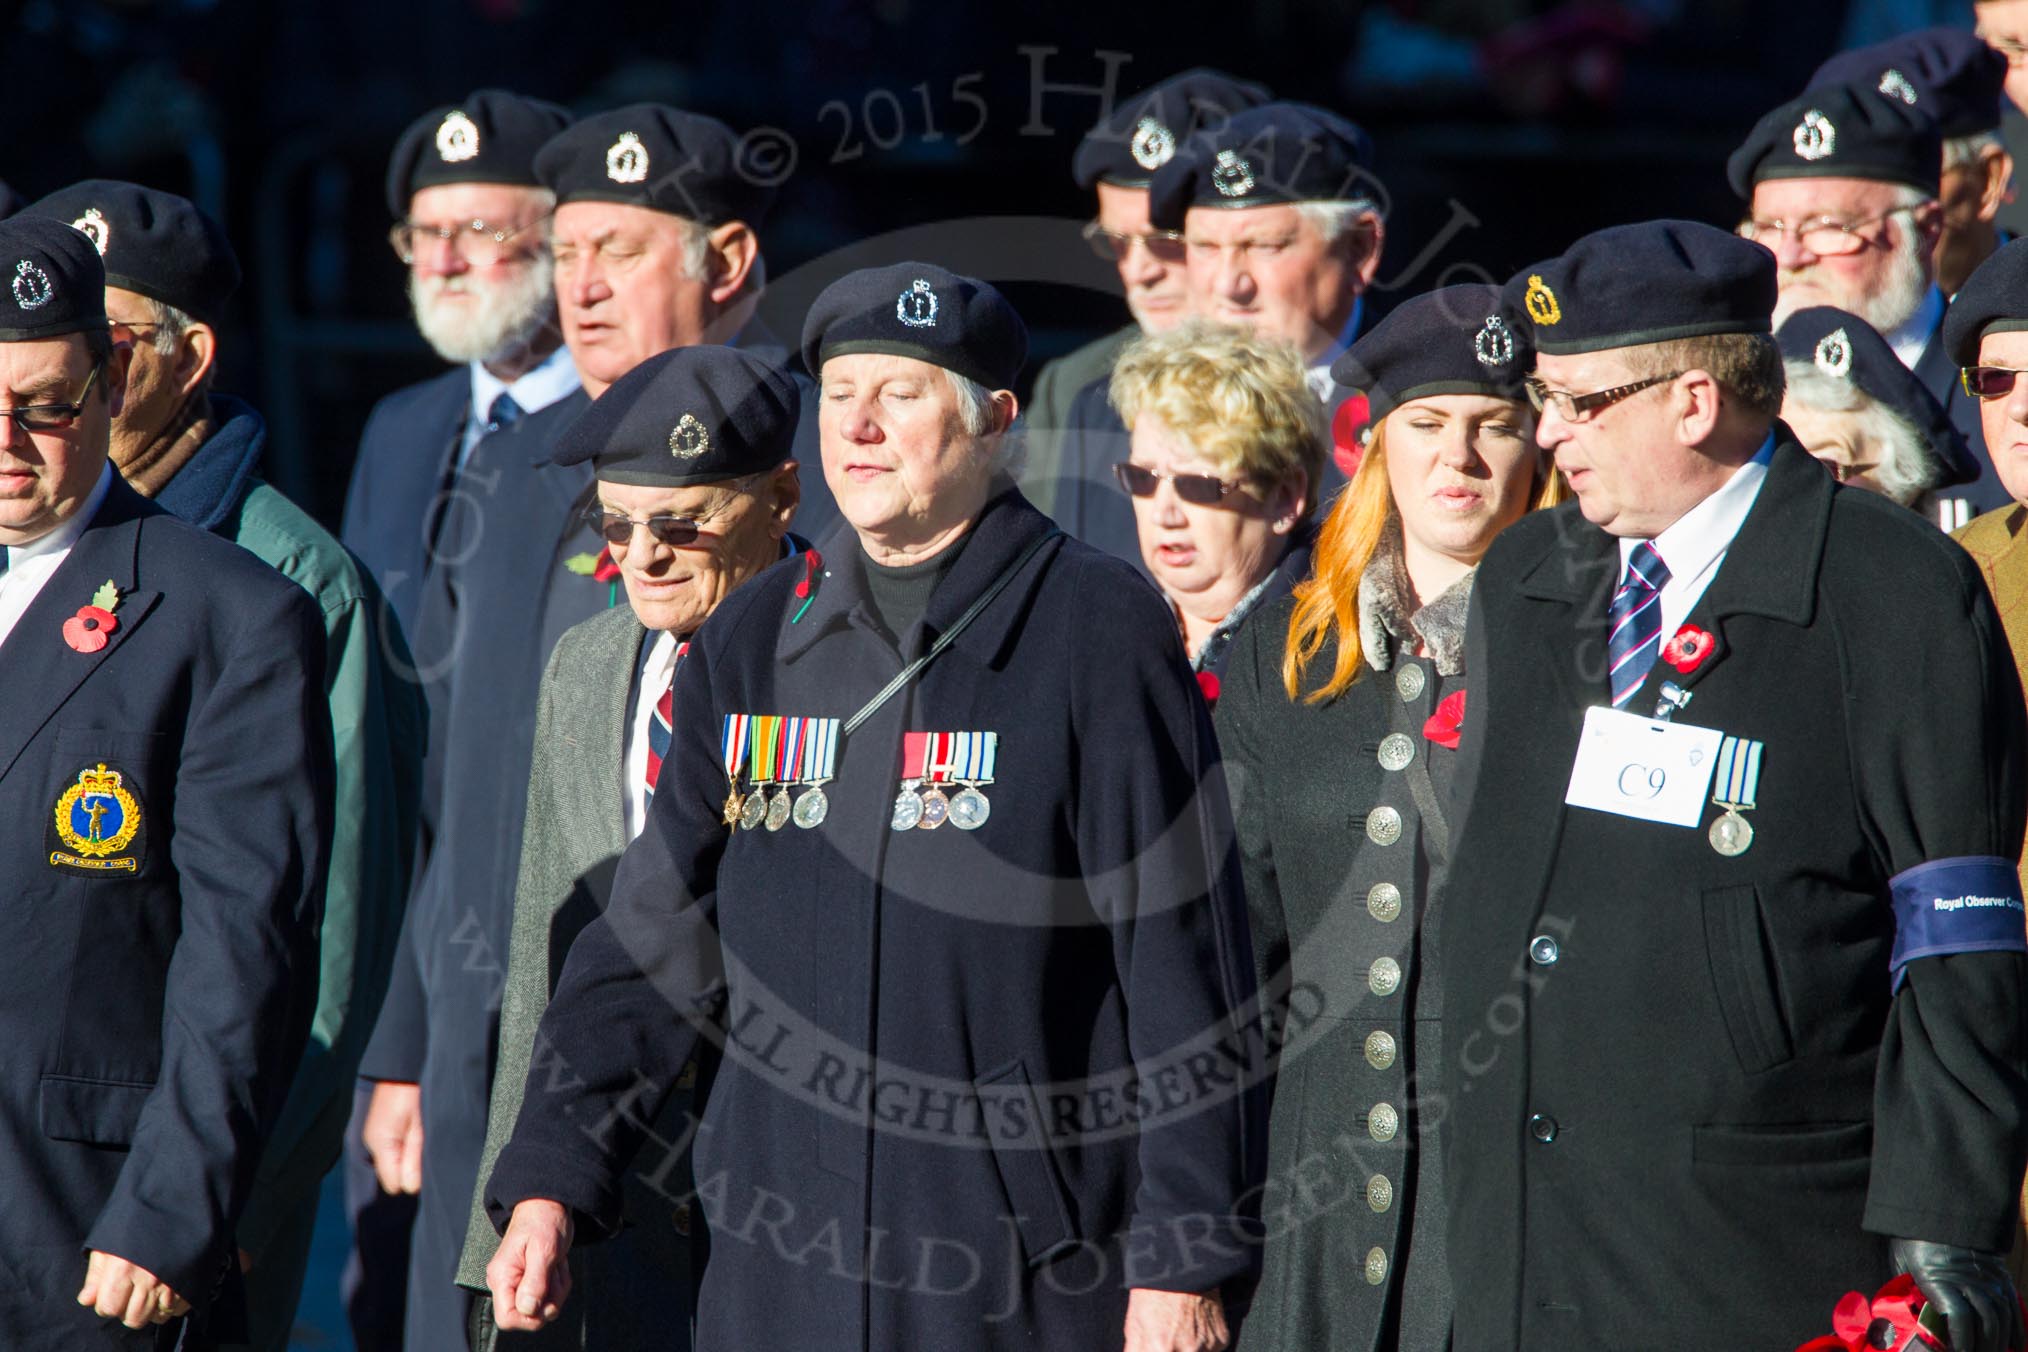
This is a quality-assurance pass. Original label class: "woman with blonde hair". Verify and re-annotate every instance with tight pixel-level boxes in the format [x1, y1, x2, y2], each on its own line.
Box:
[1214, 284, 1560, 1352]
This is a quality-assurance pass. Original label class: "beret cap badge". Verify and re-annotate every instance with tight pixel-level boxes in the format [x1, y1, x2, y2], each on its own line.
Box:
[896, 278, 939, 329]
[1878, 69, 1919, 105]
[436, 110, 481, 164]
[669, 412, 712, 460]
[12, 260, 53, 311]
[1523, 275, 1561, 327]
[606, 131, 650, 185]
[1474, 315, 1516, 367]
[71, 209, 109, 256]
[1211, 148, 1256, 199]
[1793, 109, 1837, 162]
[1130, 117, 1176, 171]
[1814, 327, 1853, 378]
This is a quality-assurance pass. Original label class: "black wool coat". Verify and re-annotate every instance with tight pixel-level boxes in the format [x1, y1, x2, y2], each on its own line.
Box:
[1440, 435, 2028, 1350]
[488, 488, 1265, 1351]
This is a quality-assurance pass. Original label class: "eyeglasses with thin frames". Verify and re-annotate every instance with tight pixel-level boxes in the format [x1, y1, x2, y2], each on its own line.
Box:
[1081, 222, 1187, 265]
[582, 505, 713, 549]
[1736, 207, 1920, 257]
[389, 215, 551, 266]
[1524, 371, 1682, 423]
[1962, 366, 2028, 400]
[2, 360, 104, 433]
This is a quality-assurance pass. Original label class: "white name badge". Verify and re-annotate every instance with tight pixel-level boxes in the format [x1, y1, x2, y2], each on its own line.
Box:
[1563, 706, 1723, 828]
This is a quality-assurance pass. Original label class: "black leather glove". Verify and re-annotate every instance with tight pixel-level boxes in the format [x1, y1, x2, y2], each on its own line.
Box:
[1892, 1237, 2024, 1352]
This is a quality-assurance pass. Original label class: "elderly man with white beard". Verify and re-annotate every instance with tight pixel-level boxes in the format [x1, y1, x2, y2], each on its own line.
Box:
[1729, 78, 2011, 521]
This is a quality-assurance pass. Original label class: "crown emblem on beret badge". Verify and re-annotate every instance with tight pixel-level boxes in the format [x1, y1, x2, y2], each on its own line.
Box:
[71, 209, 109, 257]
[1814, 328, 1853, 379]
[1130, 117, 1175, 171]
[896, 278, 939, 328]
[12, 260, 53, 311]
[669, 413, 711, 460]
[1474, 315, 1516, 367]
[1211, 149, 1256, 199]
[1523, 275, 1560, 326]
[1878, 69, 1918, 105]
[607, 132, 650, 185]
[1793, 109, 1836, 162]
[437, 110, 481, 163]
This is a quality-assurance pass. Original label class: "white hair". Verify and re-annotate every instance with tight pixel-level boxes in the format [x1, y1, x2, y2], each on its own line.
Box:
[1771, 183, 1934, 334]
[136, 295, 197, 357]
[1782, 359, 1937, 505]
[409, 245, 558, 366]
[1295, 199, 1381, 245]
[942, 368, 1024, 477]
[1944, 130, 2006, 173]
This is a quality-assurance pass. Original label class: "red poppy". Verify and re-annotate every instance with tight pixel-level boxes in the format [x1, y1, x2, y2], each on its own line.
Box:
[1661, 624, 1716, 675]
[1792, 1275, 1944, 1352]
[62, 605, 118, 654]
[1332, 394, 1371, 479]
[1424, 689, 1466, 749]
[1196, 670, 1222, 707]
[591, 546, 621, 583]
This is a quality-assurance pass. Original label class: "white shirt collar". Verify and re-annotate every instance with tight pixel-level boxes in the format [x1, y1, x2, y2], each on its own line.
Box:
[469, 343, 582, 425]
[1884, 285, 1945, 372]
[8, 461, 113, 566]
[1619, 434, 1774, 613]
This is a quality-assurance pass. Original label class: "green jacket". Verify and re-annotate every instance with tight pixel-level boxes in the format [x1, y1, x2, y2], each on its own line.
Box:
[153, 395, 425, 1259]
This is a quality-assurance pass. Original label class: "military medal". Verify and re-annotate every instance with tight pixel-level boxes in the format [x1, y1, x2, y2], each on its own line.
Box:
[741, 716, 780, 831]
[916, 732, 956, 830]
[793, 718, 839, 829]
[948, 730, 998, 831]
[1707, 734, 1762, 857]
[720, 715, 752, 828]
[891, 732, 932, 832]
[765, 717, 805, 832]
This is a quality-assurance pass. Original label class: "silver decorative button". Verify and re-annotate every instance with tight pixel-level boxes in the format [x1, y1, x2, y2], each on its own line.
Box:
[1368, 1102, 1399, 1141]
[1366, 806, 1402, 847]
[1396, 664, 1426, 701]
[1367, 1174, 1394, 1213]
[1367, 883, 1402, 923]
[1530, 934, 1560, 967]
[1365, 1030, 1397, 1070]
[1365, 1246, 1388, 1285]
[1377, 733, 1415, 772]
[1370, 956, 1402, 997]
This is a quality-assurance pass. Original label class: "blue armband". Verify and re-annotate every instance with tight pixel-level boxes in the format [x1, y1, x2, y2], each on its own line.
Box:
[1889, 856, 2028, 991]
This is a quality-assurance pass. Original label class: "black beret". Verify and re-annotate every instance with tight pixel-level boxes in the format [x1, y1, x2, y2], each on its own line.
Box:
[1777, 305, 1978, 487]
[1812, 28, 2005, 140]
[1942, 235, 2028, 366]
[1331, 284, 1533, 423]
[1726, 79, 1942, 199]
[0, 216, 107, 342]
[1071, 68, 1271, 190]
[535, 104, 776, 228]
[551, 345, 800, 486]
[1147, 101, 1376, 231]
[385, 89, 572, 216]
[1501, 220, 1776, 357]
[24, 181, 240, 325]
[800, 262, 1027, 391]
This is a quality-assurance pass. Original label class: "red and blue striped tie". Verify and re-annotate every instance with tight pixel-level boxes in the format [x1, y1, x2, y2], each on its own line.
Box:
[1607, 543, 1670, 708]
[644, 642, 688, 799]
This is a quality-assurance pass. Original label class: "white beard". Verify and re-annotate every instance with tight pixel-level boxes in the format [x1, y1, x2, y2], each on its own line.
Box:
[409, 252, 558, 366]
[1772, 228, 1932, 340]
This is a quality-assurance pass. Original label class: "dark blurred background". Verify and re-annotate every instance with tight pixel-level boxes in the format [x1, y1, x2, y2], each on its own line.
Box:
[5, 0, 1983, 531]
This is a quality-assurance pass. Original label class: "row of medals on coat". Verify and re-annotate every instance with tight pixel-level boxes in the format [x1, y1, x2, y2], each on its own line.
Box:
[720, 718, 999, 834]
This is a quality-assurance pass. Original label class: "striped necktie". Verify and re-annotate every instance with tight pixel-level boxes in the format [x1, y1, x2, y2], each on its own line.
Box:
[644, 641, 689, 800]
[1606, 542, 1670, 708]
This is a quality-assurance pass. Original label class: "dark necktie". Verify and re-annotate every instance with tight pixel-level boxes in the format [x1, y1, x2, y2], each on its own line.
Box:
[1607, 542, 1670, 708]
[486, 391, 522, 435]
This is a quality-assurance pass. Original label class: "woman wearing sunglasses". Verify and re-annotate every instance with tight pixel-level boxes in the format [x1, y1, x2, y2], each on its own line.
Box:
[1109, 322, 1325, 697]
[1211, 285, 1559, 1352]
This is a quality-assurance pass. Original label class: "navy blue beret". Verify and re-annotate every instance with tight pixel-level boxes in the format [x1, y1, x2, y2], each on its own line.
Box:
[1071, 68, 1271, 190]
[551, 345, 800, 486]
[1812, 29, 2005, 140]
[1146, 101, 1376, 231]
[1726, 79, 1942, 199]
[1501, 220, 1776, 357]
[800, 262, 1027, 391]
[536, 104, 777, 228]
[25, 181, 240, 325]
[1332, 284, 1533, 423]
[1777, 305, 1977, 487]
[0, 216, 107, 342]
[385, 89, 572, 216]
[1942, 235, 2028, 366]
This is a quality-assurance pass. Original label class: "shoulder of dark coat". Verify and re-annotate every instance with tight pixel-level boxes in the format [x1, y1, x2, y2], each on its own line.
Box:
[361, 367, 466, 432]
[1051, 534, 1177, 649]
[1033, 325, 1137, 400]
[1823, 483, 1989, 611]
[1472, 499, 1584, 597]
[691, 548, 804, 660]
[1215, 592, 1296, 720]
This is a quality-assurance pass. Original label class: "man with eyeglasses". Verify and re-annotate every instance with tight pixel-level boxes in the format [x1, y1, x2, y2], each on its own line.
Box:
[21, 179, 425, 1352]
[452, 346, 808, 1352]
[0, 214, 334, 1349]
[1730, 78, 2010, 521]
[1019, 69, 1268, 516]
[1442, 219, 2028, 1352]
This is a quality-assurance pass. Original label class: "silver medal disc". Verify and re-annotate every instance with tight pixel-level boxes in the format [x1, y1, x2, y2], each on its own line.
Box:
[950, 786, 990, 831]
[765, 789, 792, 832]
[792, 787, 829, 829]
[918, 787, 950, 830]
[1709, 810, 1753, 857]
[891, 791, 924, 832]
[738, 791, 768, 832]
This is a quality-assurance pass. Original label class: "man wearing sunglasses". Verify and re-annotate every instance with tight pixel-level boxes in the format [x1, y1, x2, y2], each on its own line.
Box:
[1019, 69, 1268, 514]
[1442, 219, 2028, 1352]
[0, 215, 334, 1349]
[21, 179, 426, 1352]
[1730, 79, 2010, 521]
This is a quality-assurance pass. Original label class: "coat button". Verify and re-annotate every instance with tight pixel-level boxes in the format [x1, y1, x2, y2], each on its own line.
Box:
[1365, 1247, 1388, 1285]
[1377, 733, 1415, 772]
[1369, 957, 1401, 997]
[1367, 882, 1403, 923]
[673, 1202, 692, 1235]
[1529, 1113, 1558, 1144]
[1529, 934, 1560, 967]
[1395, 664, 1426, 701]
[1367, 1102, 1399, 1142]
[1366, 1175, 1394, 1213]
[1365, 806, 1402, 846]
[1364, 1030, 1397, 1070]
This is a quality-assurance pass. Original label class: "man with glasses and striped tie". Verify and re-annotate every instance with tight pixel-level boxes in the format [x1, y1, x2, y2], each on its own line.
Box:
[1439, 219, 2028, 1352]
[455, 344, 810, 1351]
